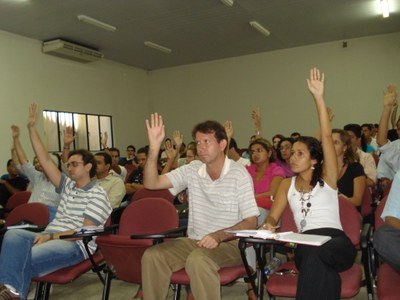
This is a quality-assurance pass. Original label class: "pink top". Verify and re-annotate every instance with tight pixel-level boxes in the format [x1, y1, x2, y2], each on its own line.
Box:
[246, 162, 285, 209]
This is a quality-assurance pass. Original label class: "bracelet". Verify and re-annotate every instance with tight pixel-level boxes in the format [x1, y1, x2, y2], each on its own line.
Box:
[49, 233, 54, 240]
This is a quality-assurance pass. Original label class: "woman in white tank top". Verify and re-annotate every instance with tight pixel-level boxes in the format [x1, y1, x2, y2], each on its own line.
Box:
[262, 68, 356, 300]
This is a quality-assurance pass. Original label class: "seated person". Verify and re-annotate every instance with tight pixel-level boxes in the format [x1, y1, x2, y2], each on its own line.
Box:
[246, 138, 284, 224]
[374, 170, 400, 273]
[94, 152, 126, 209]
[0, 159, 29, 208]
[141, 114, 258, 299]
[0, 103, 111, 300]
[344, 123, 377, 187]
[263, 68, 356, 299]
[119, 145, 137, 166]
[276, 137, 295, 177]
[11, 125, 61, 221]
[125, 147, 148, 195]
[332, 129, 366, 208]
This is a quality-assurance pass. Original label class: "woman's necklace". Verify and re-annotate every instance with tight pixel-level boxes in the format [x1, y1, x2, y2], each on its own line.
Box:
[299, 188, 313, 232]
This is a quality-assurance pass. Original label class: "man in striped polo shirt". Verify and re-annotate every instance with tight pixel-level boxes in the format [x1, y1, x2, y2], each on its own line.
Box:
[0, 103, 112, 300]
[142, 113, 259, 300]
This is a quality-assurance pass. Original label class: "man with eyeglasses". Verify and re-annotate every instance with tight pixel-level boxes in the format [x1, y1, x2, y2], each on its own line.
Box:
[141, 113, 259, 300]
[0, 103, 112, 300]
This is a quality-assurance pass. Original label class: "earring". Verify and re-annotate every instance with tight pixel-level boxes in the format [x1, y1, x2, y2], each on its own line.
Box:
[311, 166, 315, 170]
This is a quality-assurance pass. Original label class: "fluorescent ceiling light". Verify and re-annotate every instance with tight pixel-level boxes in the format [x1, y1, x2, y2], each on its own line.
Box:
[144, 41, 172, 54]
[249, 21, 270, 37]
[380, 0, 390, 18]
[221, 0, 234, 7]
[77, 15, 117, 32]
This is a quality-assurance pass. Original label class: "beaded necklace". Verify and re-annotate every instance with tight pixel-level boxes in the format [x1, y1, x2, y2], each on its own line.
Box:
[299, 189, 313, 232]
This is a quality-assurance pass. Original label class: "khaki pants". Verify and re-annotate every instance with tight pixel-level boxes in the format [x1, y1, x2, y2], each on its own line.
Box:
[141, 237, 242, 300]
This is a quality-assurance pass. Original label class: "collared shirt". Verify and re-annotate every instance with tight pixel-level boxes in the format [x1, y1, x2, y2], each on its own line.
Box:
[378, 140, 400, 180]
[166, 156, 259, 240]
[96, 173, 126, 208]
[19, 162, 61, 208]
[381, 170, 400, 220]
[110, 165, 127, 181]
[46, 175, 112, 257]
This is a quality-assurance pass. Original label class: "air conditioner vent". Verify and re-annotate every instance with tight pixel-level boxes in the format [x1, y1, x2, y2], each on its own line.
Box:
[42, 39, 104, 63]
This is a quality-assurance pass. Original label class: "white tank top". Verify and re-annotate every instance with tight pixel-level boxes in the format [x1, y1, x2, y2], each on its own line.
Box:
[287, 177, 342, 232]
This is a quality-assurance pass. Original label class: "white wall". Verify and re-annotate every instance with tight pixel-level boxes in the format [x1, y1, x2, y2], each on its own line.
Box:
[0, 30, 149, 174]
[149, 32, 400, 148]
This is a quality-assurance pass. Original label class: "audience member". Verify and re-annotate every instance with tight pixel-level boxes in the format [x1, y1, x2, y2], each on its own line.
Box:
[276, 137, 295, 177]
[361, 123, 377, 152]
[11, 125, 61, 221]
[246, 138, 284, 224]
[290, 132, 301, 140]
[125, 147, 148, 195]
[108, 147, 128, 181]
[94, 152, 126, 208]
[0, 103, 111, 300]
[141, 114, 258, 300]
[119, 145, 137, 166]
[0, 159, 29, 208]
[373, 170, 400, 273]
[263, 68, 356, 299]
[272, 134, 285, 160]
[332, 129, 366, 207]
[377, 84, 399, 185]
[343, 123, 377, 187]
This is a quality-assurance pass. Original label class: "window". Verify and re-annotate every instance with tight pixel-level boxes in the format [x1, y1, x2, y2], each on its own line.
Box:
[42, 110, 113, 152]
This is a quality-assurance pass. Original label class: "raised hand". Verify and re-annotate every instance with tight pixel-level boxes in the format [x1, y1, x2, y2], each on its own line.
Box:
[223, 120, 233, 140]
[384, 84, 397, 108]
[11, 125, 20, 138]
[101, 131, 108, 149]
[145, 113, 165, 148]
[251, 108, 261, 133]
[164, 139, 177, 159]
[307, 67, 325, 99]
[63, 126, 75, 146]
[172, 130, 183, 148]
[28, 103, 38, 128]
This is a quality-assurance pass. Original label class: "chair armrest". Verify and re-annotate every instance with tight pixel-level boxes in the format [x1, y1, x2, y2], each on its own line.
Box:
[360, 223, 372, 249]
[60, 224, 118, 240]
[131, 226, 187, 244]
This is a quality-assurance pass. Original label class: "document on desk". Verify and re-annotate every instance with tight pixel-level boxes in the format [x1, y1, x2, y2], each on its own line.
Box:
[226, 230, 331, 246]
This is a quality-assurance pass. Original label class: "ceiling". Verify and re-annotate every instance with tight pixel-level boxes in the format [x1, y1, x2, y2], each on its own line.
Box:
[0, 0, 399, 71]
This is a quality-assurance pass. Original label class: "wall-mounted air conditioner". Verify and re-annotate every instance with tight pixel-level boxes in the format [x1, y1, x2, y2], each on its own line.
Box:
[42, 39, 104, 63]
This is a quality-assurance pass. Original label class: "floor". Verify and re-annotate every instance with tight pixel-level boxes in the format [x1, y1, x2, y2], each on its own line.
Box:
[30, 271, 372, 300]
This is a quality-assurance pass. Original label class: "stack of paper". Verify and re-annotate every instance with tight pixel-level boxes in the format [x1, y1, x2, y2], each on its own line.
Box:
[226, 230, 331, 246]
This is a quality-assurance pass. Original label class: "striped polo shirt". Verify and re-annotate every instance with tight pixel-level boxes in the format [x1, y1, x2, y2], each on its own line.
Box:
[167, 157, 259, 240]
[46, 175, 112, 257]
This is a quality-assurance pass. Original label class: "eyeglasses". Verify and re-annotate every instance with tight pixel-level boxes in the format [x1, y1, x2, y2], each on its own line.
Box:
[66, 161, 84, 168]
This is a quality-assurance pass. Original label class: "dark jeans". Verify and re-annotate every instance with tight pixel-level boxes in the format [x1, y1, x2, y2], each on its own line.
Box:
[374, 224, 400, 273]
[294, 228, 357, 300]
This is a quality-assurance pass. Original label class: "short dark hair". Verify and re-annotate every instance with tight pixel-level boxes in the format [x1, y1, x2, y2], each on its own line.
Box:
[343, 124, 362, 138]
[191, 120, 227, 144]
[95, 152, 112, 166]
[127, 145, 136, 152]
[108, 147, 120, 156]
[68, 149, 97, 178]
[137, 147, 148, 155]
[229, 138, 240, 151]
[6, 159, 13, 167]
[361, 123, 372, 130]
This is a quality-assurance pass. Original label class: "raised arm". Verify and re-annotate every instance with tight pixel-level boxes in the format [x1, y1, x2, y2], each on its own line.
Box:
[378, 84, 397, 147]
[143, 113, 173, 189]
[27, 103, 62, 187]
[391, 97, 398, 129]
[61, 126, 75, 163]
[11, 125, 29, 165]
[307, 67, 337, 187]
[251, 108, 262, 138]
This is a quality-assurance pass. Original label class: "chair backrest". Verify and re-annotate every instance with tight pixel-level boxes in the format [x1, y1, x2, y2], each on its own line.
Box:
[360, 186, 372, 218]
[5, 202, 49, 227]
[5, 191, 31, 210]
[119, 197, 179, 236]
[374, 195, 388, 229]
[280, 196, 361, 246]
[124, 164, 137, 182]
[382, 180, 392, 198]
[130, 188, 174, 203]
[338, 195, 362, 247]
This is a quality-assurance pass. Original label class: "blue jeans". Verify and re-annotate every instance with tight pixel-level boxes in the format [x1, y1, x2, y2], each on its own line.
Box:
[47, 205, 57, 222]
[0, 229, 85, 299]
